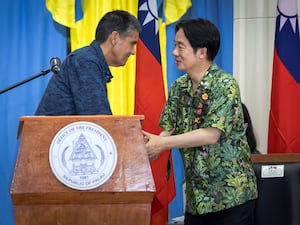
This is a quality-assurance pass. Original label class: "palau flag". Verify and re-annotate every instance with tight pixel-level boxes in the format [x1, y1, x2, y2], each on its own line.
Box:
[134, 0, 176, 224]
[268, 0, 300, 153]
[46, 0, 83, 28]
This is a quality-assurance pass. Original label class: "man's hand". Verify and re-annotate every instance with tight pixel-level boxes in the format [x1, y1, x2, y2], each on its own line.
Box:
[142, 130, 164, 160]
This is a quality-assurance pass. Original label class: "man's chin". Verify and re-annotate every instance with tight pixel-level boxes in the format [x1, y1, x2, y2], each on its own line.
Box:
[118, 59, 128, 67]
[176, 64, 184, 71]
[112, 62, 126, 67]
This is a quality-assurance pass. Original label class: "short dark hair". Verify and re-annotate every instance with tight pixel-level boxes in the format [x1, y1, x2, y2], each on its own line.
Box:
[95, 10, 141, 43]
[175, 18, 220, 61]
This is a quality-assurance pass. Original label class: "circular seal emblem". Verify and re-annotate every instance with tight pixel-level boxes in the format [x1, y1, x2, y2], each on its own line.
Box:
[49, 121, 117, 190]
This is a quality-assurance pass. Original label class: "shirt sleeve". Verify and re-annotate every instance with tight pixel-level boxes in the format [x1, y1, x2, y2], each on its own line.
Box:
[207, 75, 243, 137]
[159, 83, 180, 133]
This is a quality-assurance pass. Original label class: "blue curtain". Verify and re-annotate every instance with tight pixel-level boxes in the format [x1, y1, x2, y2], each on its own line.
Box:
[167, 0, 233, 218]
[0, 1, 67, 224]
[0, 0, 232, 224]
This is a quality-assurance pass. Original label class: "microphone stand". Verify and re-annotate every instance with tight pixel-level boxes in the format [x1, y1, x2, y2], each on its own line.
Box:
[0, 69, 51, 95]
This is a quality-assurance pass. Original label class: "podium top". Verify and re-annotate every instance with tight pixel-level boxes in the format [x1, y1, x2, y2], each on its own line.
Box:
[251, 153, 300, 163]
[17, 115, 145, 138]
[19, 115, 145, 121]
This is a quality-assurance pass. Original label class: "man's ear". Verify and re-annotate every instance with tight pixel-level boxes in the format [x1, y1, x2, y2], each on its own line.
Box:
[196, 47, 207, 59]
[110, 31, 119, 46]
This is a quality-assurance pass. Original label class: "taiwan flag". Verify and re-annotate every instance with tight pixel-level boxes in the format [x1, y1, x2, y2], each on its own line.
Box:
[134, 0, 176, 224]
[268, 0, 300, 153]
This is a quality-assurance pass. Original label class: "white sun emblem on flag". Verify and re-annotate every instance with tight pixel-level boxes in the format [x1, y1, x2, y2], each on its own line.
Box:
[139, 0, 159, 34]
[277, 0, 298, 33]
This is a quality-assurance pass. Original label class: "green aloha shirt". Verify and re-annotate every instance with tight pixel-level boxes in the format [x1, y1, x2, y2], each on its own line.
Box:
[159, 63, 258, 215]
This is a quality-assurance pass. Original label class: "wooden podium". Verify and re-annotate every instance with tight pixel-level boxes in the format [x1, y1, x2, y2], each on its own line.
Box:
[10, 115, 155, 225]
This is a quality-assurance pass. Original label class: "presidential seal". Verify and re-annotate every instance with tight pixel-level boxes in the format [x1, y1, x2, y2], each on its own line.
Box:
[49, 121, 117, 190]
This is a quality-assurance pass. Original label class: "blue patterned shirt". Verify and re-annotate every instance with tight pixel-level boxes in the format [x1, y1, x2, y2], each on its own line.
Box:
[35, 40, 113, 115]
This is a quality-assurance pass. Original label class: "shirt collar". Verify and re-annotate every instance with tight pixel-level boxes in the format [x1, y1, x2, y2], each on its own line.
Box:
[91, 40, 113, 83]
[180, 62, 219, 95]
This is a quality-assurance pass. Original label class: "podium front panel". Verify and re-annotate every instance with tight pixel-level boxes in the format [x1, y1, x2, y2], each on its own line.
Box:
[10, 115, 155, 225]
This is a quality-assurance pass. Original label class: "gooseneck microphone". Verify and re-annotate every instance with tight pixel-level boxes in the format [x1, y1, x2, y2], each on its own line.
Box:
[50, 57, 61, 73]
[0, 57, 61, 94]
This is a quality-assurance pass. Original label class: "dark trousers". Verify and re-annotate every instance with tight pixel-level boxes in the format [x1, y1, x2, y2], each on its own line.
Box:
[184, 199, 256, 225]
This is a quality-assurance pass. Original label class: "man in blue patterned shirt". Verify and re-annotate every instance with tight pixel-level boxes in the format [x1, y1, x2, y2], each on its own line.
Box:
[35, 10, 141, 115]
[143, 18, 258, 225]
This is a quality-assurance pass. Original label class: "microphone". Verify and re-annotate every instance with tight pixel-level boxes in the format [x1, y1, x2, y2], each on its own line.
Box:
[50, 57, 61, 73]
[0, 56, 62, 94]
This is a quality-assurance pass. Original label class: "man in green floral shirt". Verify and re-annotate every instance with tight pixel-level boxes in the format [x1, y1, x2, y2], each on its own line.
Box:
[143, 18, 258, 225]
